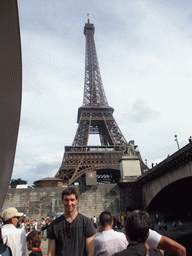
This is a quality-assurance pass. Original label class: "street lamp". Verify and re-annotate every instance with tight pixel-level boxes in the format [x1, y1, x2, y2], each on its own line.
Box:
[174, 135, 180, 150]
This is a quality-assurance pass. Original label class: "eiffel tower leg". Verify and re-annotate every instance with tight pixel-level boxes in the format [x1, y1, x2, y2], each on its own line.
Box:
[104, 118, 127, 145]
[72, 118, 91, 146]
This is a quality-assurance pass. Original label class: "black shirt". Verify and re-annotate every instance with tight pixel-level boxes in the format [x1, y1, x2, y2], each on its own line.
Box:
[113, 243, 162, 256]
[47, 213, 95, 256]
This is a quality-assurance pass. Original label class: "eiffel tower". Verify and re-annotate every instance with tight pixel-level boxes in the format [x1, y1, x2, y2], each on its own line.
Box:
[55, 17, 144, 185]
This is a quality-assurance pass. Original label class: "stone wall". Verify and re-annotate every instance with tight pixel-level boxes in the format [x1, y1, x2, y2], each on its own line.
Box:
[2, 184, 122, 221]
[118, 182, 142, 213]
[2, 182, 142, 222]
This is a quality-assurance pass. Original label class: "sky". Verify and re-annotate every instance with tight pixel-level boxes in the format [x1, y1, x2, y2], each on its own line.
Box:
[13, 0, 192, 185]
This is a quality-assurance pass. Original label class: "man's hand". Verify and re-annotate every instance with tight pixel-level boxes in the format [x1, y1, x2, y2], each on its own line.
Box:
[86, 235, 94, 256]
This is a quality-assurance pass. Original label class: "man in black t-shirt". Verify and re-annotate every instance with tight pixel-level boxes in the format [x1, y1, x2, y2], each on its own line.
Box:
[47, 187, 95, 256]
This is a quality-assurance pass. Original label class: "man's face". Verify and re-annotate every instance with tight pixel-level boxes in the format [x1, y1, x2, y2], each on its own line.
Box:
[12, 217, 20, 226]
[62, 194, 78, 214]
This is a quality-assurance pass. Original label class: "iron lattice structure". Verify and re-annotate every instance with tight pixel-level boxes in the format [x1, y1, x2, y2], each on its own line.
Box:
[55, 19, 142, 185]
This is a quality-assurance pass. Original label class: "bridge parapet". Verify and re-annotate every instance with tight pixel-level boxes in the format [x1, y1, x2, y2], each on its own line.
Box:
[137, 142, 192, 185]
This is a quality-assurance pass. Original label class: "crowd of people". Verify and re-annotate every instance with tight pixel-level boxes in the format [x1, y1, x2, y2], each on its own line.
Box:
[173, 220, 184, 229]
[0, 187, 187, 256]
[157, 220, 167, 231]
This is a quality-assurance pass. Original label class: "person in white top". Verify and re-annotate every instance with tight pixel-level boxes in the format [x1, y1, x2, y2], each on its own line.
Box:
[126, 206, 186, 256]
[1, 207, 26, 256]
[32, 219, 38, 230]
[93, 216, 97, 224]
[94, 211, 128, 256]
[20, 218, 27, 235]
[93, 216, 98, 232]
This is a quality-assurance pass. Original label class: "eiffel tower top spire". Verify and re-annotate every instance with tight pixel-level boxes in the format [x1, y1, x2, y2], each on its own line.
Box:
[87, 13, 90, 24]
[83, 18, 109, 107]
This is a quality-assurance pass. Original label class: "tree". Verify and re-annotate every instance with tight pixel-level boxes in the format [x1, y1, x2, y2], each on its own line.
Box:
[32, 181, 37, 188]
[10, 178, 27, 188]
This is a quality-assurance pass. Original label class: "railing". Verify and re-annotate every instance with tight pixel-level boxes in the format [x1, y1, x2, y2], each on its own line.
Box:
[65, 145, 125, 152]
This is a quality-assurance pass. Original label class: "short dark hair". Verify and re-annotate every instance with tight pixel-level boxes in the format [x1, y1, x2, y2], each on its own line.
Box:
[61, 187, 78, 201]
[3, 219, 12, 225]
[126, 205, 141, 214]
[27, 230, 42, 248]
[99, 211, 112, 227]
[125, 210, 151, 243]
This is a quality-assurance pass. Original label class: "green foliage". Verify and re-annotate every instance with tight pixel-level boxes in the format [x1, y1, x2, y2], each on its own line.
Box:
[10, 178, 27, 188]
[32, 181, 38, 188]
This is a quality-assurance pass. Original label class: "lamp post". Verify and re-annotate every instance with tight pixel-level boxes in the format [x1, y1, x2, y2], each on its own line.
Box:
[174, 135, 180, 150]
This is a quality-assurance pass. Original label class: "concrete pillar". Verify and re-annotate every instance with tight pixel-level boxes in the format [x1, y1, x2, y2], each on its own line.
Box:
[120, 155, 142, 182]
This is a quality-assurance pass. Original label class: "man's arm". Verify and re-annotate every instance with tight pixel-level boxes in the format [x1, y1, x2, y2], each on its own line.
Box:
[157, 235, 186, 256]
[21, 231, 27, 256]
[47, 239, 55, 256]
[86, 235, 94, 256]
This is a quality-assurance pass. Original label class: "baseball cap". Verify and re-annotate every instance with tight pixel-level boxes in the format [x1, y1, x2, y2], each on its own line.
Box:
[1, 207, 24, 221]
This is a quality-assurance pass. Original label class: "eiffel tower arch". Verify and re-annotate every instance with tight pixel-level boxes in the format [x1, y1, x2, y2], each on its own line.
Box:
[55, 18, 146, 185]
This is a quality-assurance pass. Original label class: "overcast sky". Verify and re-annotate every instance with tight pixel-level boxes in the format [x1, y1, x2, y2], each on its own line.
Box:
[13, 0, 192, 185]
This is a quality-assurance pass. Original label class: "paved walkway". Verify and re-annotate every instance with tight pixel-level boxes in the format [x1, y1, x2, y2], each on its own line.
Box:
[39, 238, 48, 256]
[152, 221, 192, 240]
[28, 222, 192, 256]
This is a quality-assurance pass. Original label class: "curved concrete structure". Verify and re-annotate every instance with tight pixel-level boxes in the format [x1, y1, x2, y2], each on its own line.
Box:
[136, 143, 192, 210]
[143, 161, 192, 209]
[0, 0, 22, 209]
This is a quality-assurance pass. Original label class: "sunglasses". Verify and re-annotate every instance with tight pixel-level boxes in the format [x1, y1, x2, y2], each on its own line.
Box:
[65, 222, 72, 238]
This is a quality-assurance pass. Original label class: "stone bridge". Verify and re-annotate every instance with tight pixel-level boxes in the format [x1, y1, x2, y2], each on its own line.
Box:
[136, 142, 192, 219]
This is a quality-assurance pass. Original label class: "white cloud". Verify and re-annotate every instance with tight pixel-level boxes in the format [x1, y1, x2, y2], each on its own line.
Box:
[128, 100, 160, 123]
[12, 160, 36, 182]
[11, 0, 192, 184]
[36, 152, 63, 165]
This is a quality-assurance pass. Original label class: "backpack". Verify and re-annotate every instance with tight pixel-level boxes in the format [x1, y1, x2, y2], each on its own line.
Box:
[0, 229, 12, 256]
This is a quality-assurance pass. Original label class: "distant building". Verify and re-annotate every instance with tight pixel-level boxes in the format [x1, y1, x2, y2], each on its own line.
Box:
[35, 177, 65, 188]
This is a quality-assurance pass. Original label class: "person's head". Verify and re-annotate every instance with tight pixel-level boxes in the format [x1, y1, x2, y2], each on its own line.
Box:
[22, 218, 26, 223]
[62, 187, 79, 214]
[1, 207, 23, 226]
[46, 217, 50, 223]
[126, 205, 141, 217]
[125, 210, 151, 244]
[27, 230, 42, 250]
[61, 187, 78, 201]
[99, 211, 113, 230]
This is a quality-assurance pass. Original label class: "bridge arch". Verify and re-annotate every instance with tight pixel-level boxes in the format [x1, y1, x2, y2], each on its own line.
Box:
[146, 176, 192, 220]
[142, 161, 192, 210]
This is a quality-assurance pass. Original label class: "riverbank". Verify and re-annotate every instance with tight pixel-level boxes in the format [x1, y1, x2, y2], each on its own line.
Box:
[152, 221, 192, 240]
[151, 221, 192, 256]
